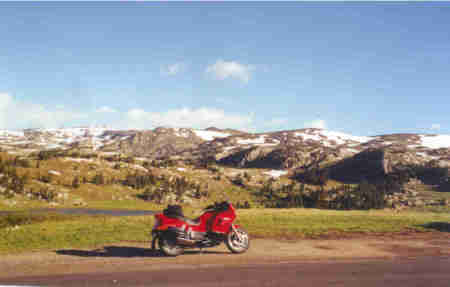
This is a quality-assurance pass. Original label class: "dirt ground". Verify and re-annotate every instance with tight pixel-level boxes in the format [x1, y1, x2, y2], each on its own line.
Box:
[0, 232, 449, 280]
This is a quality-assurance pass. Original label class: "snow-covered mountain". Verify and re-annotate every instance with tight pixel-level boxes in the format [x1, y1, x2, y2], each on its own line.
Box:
[0, 126, 235, 155]
[1, 127, 120, 151]
[1, 126, 450, 169]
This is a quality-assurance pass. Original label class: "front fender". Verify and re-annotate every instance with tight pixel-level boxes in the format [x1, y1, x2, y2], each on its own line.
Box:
[227, 224, 241, 234]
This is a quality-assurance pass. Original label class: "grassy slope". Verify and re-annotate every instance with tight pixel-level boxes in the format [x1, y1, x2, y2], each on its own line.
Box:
[1, 209, 448, 255]
[2, 151, 449, 212]
[0, 153, 259, 210]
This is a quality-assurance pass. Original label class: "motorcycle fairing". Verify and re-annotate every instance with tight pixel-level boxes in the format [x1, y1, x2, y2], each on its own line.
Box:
[154, 203, 237, 234]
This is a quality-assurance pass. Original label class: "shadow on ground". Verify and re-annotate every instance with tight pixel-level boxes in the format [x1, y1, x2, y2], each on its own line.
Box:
[56, 246, 227, 258]
[422, 222, 450, 233]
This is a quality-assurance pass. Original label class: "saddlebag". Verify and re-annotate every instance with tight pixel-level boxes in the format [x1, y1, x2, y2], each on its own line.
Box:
[163, 204, 184, 218]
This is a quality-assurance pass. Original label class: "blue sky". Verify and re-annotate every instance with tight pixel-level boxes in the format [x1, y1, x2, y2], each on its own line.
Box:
[0, 2, 449, 135]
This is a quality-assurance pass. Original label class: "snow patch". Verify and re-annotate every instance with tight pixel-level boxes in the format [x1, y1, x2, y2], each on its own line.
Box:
[48, 170, 61, 176]
[174, 128, 192, 138]
[344, 148, 360, 154]
[264, 170, 288, 178]
[223, 146, 238, 152]
[43, 143, 62, 150]
[193, 130, 230, 141]
[92, 138, 103, 151]
[296, 132, 322, 142]
[420, 135, 450, 149]
[296, 130, 371, 145]
[237, 136, 266, 145]
[0, 130, 25, 137]
[408, 144, 421, 149]
[321, 130, 372, 144]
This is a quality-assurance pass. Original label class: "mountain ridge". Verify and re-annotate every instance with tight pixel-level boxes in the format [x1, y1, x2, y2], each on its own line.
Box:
[1, 126, 449, 172]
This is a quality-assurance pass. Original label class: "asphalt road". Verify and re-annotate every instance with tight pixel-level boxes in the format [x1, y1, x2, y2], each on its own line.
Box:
[2, 256, 449, 287]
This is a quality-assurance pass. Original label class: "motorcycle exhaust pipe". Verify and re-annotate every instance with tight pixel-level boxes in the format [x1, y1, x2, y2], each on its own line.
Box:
[177, 238, 196, 246]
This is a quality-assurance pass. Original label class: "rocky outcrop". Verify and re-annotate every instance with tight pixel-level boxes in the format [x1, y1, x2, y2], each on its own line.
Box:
[328, 149, 391, 183]
[219, 146, 280, 168]
[101, 128, 204, 159]
[328, 146, 449, 184]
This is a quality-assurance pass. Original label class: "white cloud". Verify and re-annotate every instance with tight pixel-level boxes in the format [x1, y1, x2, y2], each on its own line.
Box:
[160, 63, 185, 76]
[304, 119, 327, 129]
[125, 107, 253, 130]
[0, 93, 254, 131]
[96, 106, 117, 113]
[431, 123, 441, 130]
[0, 93, 87, 130]
[206, 59, 254, 83]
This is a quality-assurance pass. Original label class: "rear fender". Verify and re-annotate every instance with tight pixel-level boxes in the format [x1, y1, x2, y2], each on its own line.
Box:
[152, 225, 183, 249]
[155, 225, 170, 231]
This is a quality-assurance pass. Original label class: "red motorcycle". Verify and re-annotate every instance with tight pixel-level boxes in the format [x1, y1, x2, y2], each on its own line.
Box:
[151, 201, 249, 256]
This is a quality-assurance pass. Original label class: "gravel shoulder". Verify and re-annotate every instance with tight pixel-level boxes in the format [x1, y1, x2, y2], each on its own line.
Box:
[1, 233, 449, 281]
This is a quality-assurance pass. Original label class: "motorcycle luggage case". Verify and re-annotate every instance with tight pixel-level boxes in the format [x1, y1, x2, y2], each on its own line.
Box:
[163, 204, 184, 218]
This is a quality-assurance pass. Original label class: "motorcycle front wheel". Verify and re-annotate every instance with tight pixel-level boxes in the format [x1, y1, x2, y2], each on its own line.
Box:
[159, 236, 184, 256]
[225, 228, 250, 254]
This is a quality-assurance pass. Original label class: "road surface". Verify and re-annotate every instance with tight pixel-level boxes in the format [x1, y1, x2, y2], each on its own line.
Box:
[1, 257, 449, 287]
[1, 235, 449, 287]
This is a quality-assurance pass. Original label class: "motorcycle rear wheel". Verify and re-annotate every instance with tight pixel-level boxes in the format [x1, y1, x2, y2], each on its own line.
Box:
[225, 228, 250, 254]
[159, 236, 184, 257]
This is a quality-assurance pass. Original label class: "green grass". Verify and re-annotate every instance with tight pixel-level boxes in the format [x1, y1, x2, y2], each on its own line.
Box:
[409, 205, 450, 213]
[0, 213, 154, 254]
[235, 208, 450, 239]
[418, 189, 450, 200]
[1, 208, 449, 255]
[0, 212, 76, 229]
